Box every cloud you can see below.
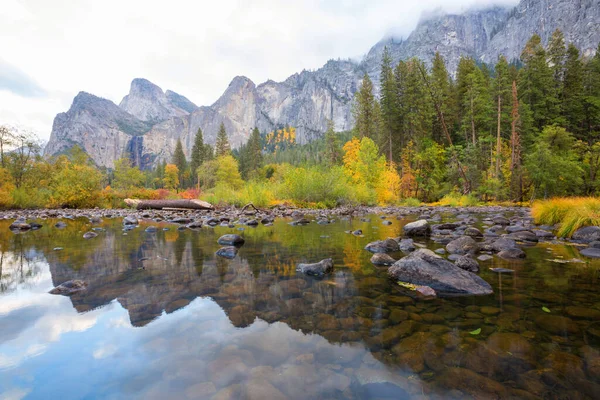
[0,59,46,97]
[0,0,519,140]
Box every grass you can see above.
[531,197,600,237]
[431,192,480,207]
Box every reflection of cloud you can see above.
[93,344,117,359]
[0,343,47,369]
[0,387,31,400]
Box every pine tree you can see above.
[461,66,492,145]
[583,43,600,143]
[493,56,512,179]
[379,47,398,161]
[563,43,585,139]
[215,122,231,157]
[172,139,188,188]
[548,29,566,88]
[510,80,522,201]
[190,128,205,185]
[239,127,263,179]
[324,120,341,165]
[353,73,376,139]
[431,53,457,144]
[519,34,560,131]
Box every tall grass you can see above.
[532,197,600,237]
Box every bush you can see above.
[401,197,422,207]
[435,192,480,207]
[532,197,600,237]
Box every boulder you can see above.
[218,234,245,246]
[403,220,430,237]
[455,256,480,272]
[9,220,31,231]
[388,249,493,296]
[55,221,67,228]
[572,226,600,243]
[365,238,400,253]
[498,248,526,259]
[296,258,334,277]
[446,236,479,255]
[398,238,416,252]
[216,246,238,259]
[123,216,138,225]
[49,280,88,295]
[493,216,510,225]
[491,237,518,252]
[580,247,600,259]
[370,253,396,266]
[464,227,483,238]
[506,230,538,243]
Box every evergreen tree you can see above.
[172,139,188,188]
[239,127,263,179]
[493,56,512,179]
[548,29,566,89]
[190,128,205,185]
[519,34,560,131]
[563,43,585,138]
[583,43,600,143]
[215,122,231,157]
[378,47,398,161]
[461,66,492,145]
[324,120,341,165]
[431,52,457,143]
[510,80,523,201]
[353,73,377,139]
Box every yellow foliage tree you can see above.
[163,164,180,191]
[376,162,401,204]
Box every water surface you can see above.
[1,213,600,399]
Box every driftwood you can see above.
[125,199,214,210]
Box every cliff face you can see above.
[45,0,600,169]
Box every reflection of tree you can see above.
[0,235,45,293]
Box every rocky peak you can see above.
[165,90,197,113]
[119,78,192,124]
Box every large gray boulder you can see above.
[403,220,430,237]
[388,249,492,296]
[218,234,245,246]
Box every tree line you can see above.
[352,30,600,201]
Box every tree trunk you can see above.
[495,95,502,179]
[125,199,214,210]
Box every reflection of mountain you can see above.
[45,229,371,337]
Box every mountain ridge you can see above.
[44,0,600,169]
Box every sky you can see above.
[0,0,518,141]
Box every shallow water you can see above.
[1,213,600,399]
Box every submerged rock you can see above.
[296,258,334,277]
[49,280,88,295]
[9,219,31,231]
[370,253,396,266]
[403,220,430,237]
[82,231,98,239]
[217,234,245,246]
[398,238,416,252]
[579,247,600,259]
[388,249,493,296]
[498,248,526,259]
[216,246,238,259]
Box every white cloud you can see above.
[0,0,518,140]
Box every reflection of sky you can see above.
[0,256,401,399]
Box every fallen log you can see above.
[124,199,214,210]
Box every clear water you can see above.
[1,213,600,399]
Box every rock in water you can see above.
[446,236,479,255]
[572,226,600,243]
[498,248,526,259]
[388,249,492,296]
[455,256,480,272]
[579,247,600,258]
[49,280,88,295]
[370,253,396,266]
[403,220,430,237]
[297,258,334,277]
[217,234,245,246]
[216,246,238,259]
[398,238,416,252]
[365,238,400,253]
[9,219,31,231]
[123,216,139,225]
[83,231,98,239]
